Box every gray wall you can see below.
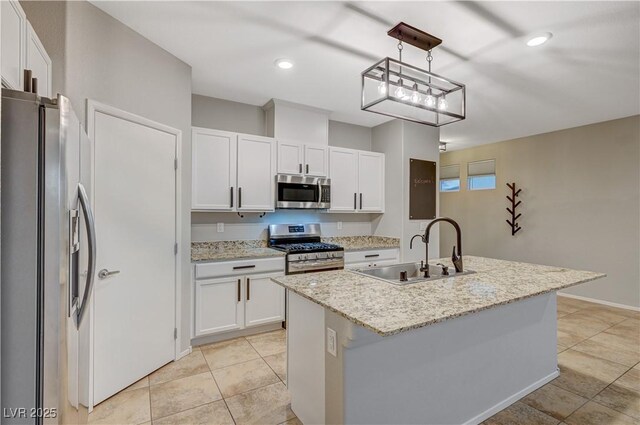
[192,94,265,136]
[440,115,640,308]
[372,120,440,262]
[23,1,194,352]
[191,94,379,241]
[328,120,372,151]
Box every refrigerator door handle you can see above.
[76,183,96,327]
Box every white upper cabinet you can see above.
[277,140,304,175]
[329,147,385,213]
[329,147,359,211]
[192,129,275,212]
[237,134,276,211]
[192,128,237,210]
[1,1,52,97]
[357,152,385,212]
[25,22,52,98]
[1,0,26,90]
[277,141,328,177]
[304,145,328,177]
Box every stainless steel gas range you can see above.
[268,224,344,275]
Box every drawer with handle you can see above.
[344,248,399,265]
[195,257,285,279]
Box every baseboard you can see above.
[463,369,560,425]
[558,292,640,312]
[176,346,192,360]
[191,322,284,347]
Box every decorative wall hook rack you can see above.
[506,182,522,236]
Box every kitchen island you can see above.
[271,256,604,425]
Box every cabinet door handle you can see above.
[360,193,363,210]
[237,279,241,302]
[246,278,251,301]
[238,187,242,208]
[230,187,234,208]
[306,164,309,174]
[353,193,357,210]
[233,265,256,270]
[299,163,302,173]
[365,254,380,258]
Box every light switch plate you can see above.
[337,221,343,230]
[217,223,224,233]
[327,327,337,357]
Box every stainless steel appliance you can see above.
[1,89,95,424]
[268,224,344,274]
[276,175,331,209]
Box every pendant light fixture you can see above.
[361,22,466,127]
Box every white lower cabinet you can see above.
[194,258,285,338]
[195,276,244,336]
[245,272,285,327]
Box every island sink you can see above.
[352,262,475,284]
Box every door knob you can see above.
[98,269,120,279]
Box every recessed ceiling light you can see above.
[526,32,552,47]
[275,59,294,69]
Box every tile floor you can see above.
[89,297,639,425]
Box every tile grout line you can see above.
[554,302,639,421]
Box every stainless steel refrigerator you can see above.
[2,88,95,424]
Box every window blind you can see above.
[440,164,460,179]
[468,159,495,176]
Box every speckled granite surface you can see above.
[321,236,400,251]
[192,236,400,262]
[191,240,284,262]
[271,256,606,336]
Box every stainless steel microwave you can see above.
[276,175,331,209]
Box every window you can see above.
[440,164,460,192]
[467,159,496,190]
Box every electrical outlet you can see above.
[217,223,224,233]
[337,221,343,230]
[327,327,337,357]
[419,222,427,231]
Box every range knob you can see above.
[299,254,307,260]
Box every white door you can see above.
[277,140,303,175]
[1,0,26,90]
[304,145,328,177]
[195,277,244,336]
[237,134,276,211]
[329,147,358,211]
[192,128,237,211]
[245,272,285,327]
[358,152,385,212]
[89,103,178,405]
[25,22,51,98]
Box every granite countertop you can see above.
[192,236,400,262]
[271,256,605,336]
[191,240,284,262]
[322,236,400,251]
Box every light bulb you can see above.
[410,83,420,103]
[395,86,406,99]
[425,92,436,108]
[378,81,387,95]
[438,97,448,111]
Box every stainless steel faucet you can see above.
[410,217,464,277]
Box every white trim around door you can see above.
[86,100,183,409]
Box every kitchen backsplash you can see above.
[191,211,376,242]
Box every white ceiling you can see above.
[92,1,640,150]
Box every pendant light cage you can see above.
[361,57,466,127]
